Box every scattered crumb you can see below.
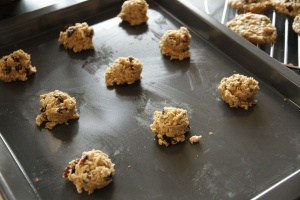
[128,165,131,168]
[209,132,214,135]
[34,177,41,182]
[189,135,202,144]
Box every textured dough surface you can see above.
[105,56,143,86]
[118,0,149,26]
[272,0,300,17]
[35,90,80,129]
[0,49,36,82]
[58,22,94,53]
[218,74,260,110]
[150,107,190,147]
[229,0,272,13]
[159,27,192,60]
[63,149,115,194]
[226,13,277,44]
[293,14,300,34]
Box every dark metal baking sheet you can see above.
[0,0,300,199]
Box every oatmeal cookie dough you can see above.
[58,22,94,53]
[35,90,80,129]
[63,149,115,194]
[229,0,272,13]
[0,49,36,82]
[159,27,192,60]
[226,13,277,44]
[272,0,300,17]
[293,14,300,34]
[105,56,143,86]
[218,74,260,110]
[189,135,202,144]
[118,0,149,26]
[150,107,190,147]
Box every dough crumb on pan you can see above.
[189,135,202,144]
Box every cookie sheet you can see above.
[0,0,300,199]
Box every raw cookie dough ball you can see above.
[35,90,80,129]
[159,27,192,60]
[58,22,94,53]
[228,0,272,13]
[118,0,149,26]
[272,0,300,17]
[218,74,260,110]
[293,14,300,34]
[150,107,190,147]
[63,149,115,194]
[105,56,143,86]
[226,13,277,44]
[0,49,36,82]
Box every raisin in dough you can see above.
[58,22,94,53]
[218,74,260,110]
[105,56,143,86]
[159,27,192,60]
[63,149,115,194]
[226,13,277,44]
[0,49,36,82]
[118,0,149,26]
[229,0,272,13]
[150,107,190,147]
[35,90,80,129]
[272,0,300,17]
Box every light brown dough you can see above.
[35,90,80,129]
[58,22,94,53]
[226,13,277,44]
[150,107,190,147]
[159,27,192,60]
[118,0,149,26]
[0,49,36,82]
[218,74,260,110]
[63,149,115,194]
[189,135,202,144]
[105,56,143,86]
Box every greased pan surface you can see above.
[0,0,300,199]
